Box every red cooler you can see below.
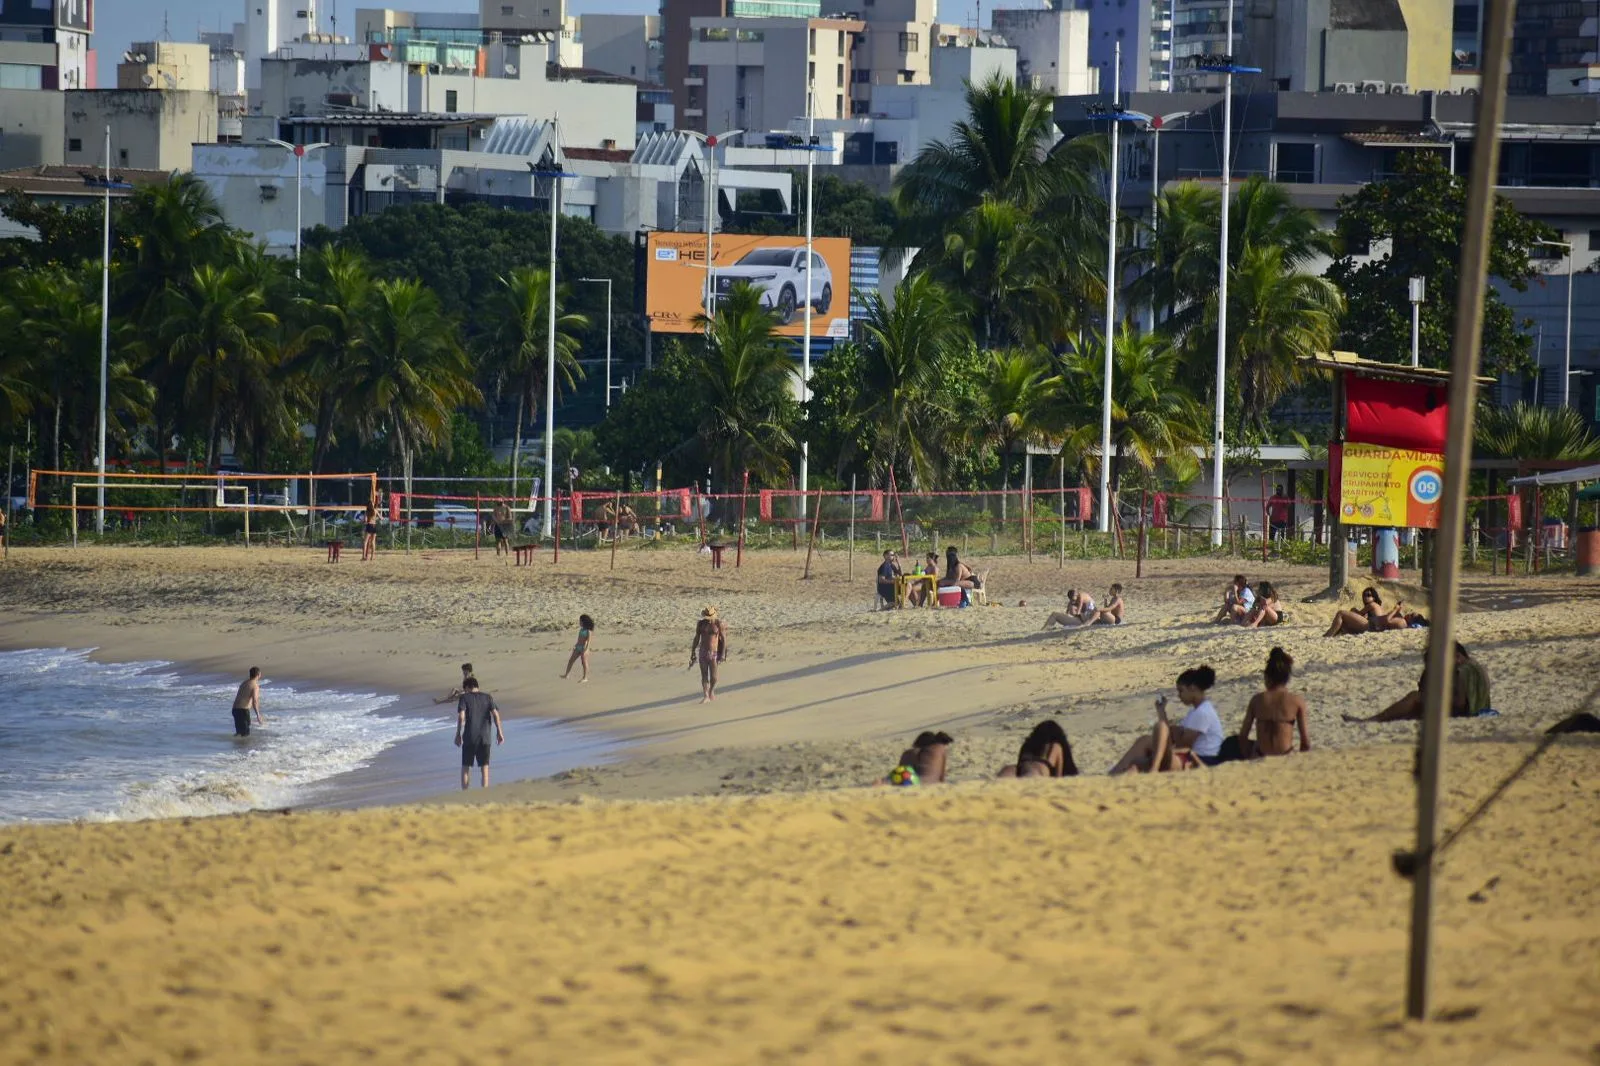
[937,586,963,608]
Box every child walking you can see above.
[562,614,595,681]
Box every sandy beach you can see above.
[1,543,1598,1061]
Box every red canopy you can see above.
[1346,374,1448,453]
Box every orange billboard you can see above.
[645,232,851,337]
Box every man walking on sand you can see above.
[232,667,264,736]
[455,676,504,789]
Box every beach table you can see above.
[708,543,727,569]
[513,544,538,566]
[895,573,937,608]
[325,540,343,563]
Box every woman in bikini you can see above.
[1236,647,1310,757]
[885,731,954,784]
[997,720,1079,778]
[943,546,982,591]
[1324,586,1407,637]
[361,501,379,561]
[1240,581,1282,628]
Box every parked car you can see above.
[713,247,831,325]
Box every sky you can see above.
[97,0,979,85]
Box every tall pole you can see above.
[293,147,303,278]
[1098,42,1120,535]
[1210,0,1236,547]
[1409,276,1425,367]
[1563,244,1573,407]
[542,127,562,540]
[704,139,716,324]
[800,84,816,519]
[96,123,110,536]
[604,278,613,409]
[1406,0,1515,1022]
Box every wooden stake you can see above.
[610,489,621,571]
[736,470,749,568]
[847,473,855,582]
[802,488,823,579]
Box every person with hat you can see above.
[691,606,729,703]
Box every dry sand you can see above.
[1,544,1598,1062]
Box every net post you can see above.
[475,492,481,561]
[1137,487,1147,579]
[610,490,621,572]
[553,490,561,564]
[71,483,78,548]
[803,487,822,579]
[1261,473,1269,564]
[244,481,251,548]
[847,473,855,582]
[736,470,749,568]
[1058,465,1065,570]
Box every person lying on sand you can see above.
[1240,581,1283,629]
[883,731,954,784]
[1237,648,1310,757]
[1342,641,1492,723]
[998,720,1078,778]
[1324,587,1408,637]
[1214,575,1254,624]
[433,662,474,705]
[1110,666,1223,773]
[1041,588,1094,629]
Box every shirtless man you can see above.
[433,662,474,705]
[1237,647,1309,756]
[231,667,264,737]
[454,676,504,789]
[692,606,728,703]
[1084,583,1125,626]
[1041,589,1095,630]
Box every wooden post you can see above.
[802,488,823,579]
[847,473,856,582]
[1058,464,1065,570]
[475,492,481,561]
[610,489,621,571]
[1025,454,1034,564]
[736,470,749,568]
[888,465,909,556]
[1260,473,1269,564]
[553,490,561,564]
[1137,488,1147,579]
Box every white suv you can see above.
[713,247,832,325]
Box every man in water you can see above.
[433,662,473,705]
[231,667,264,737]
[455,676,504,789]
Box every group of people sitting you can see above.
[875,546,987,609]
[1323,586,1427,637]
[1040,584,1125,629]
[1213,574,1286,629]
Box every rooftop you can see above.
[0,165,171,198]
[280,112,498,127]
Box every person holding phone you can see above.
[1110,666,1222,773]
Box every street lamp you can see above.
[1085,44,1151,534]
[1195,4,1262,546]
[1535,239,1574,407]
[681,128,745,320]
[1409,276,1426,367]
[1145,110,1190,333]
[794,89,836,517]
[577,277,614,409]
[91,127,133,536]
[528,139,579,539]
[265,138,330,278]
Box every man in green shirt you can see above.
[1345,642,1493,723]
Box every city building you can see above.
[685,14,864,132]
[1505,0,1600,96]
[117,41,211,91]
[202,31,248,141]
[0,164,169,241]
[0,88,63,167]
[579,14,660,83]
[0,0,94,90]
[662,0,823,133]
[242,0,318,89]
[990,6,1095,95]
[64,89,219,172]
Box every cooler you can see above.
[937,586,963,608]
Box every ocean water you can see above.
[0,648,444,823]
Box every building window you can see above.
[119,149,128,163]
[836,93,843,117]
[852,68,869,83]
[837,31,845,57]
[501,4,513,14]
[898,32,919,53]
[809,27,816,54]
[445,89,458,112]
[808,60,815,82]
[1272,142,1316,184]
[835,65,843,86]
[1588,229,1600,249]
[67,137,81,152]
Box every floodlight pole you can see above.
[1211,0,1236,548]
[1537,240,1574,406]
[579,277,614,408]
[266,138,330,278]
[1099,42,1121,534]
[97,124,110,536]
[799,83,816,519]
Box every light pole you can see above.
[92,130,133,536]
[528,134,578,539]
[1196,6,1261,546]
[265,138,330,278]
[1536,239,1574,407]
[1146,110,1190,332]
[578,277,614,408]
[684,128,745,320]
[795,92,835,516]
[1409,276,1426,367]
[1084,47,1150,534]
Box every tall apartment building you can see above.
[1504,1,1600,95]
[578,14,660,83]
[243,0,318,89]
[686,15,863,132]
[0,0,93,89]
[990,6,1095,94]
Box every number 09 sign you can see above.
[1338,443,1444,529]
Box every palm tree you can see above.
[1476,402,1600,461]
[158,263,280,472]
[1228,245,1343,434]
[0,272,41,432]
[689,282,796,488]
[850,273,968,488]
[288,245,375,472]
[119,175,235,322]
[485,266,589,497]
[355,278,480,506]
[1051,325,1208,492]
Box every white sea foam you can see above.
[0,648,442,823]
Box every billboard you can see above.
[1337,443,1443,529]
[645,232,851,337]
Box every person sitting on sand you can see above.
[886,731,954,784]
[1214,575,1255,624]
[433,662,474,705]
[1041,588,1094,630]
[1082,583,1125,626]
[1240,581,1283,629]
[1343,641,1491,723]
[1237,647,1310,757]
[1324,586,1408,637]
[876,549,902,609]
[692,606,729,703]
[1110,666,1224,773]
[998,720,1079,778]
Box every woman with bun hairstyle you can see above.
[1237,647,1310,757]
[1110,665,1223,773]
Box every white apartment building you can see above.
[990,6,1096,95]
[0,0,92,90]
[242,0,318,89]
[686,15,863,131]
[64,90,219,172]
[117,42,212,91]
[579,14,661,83]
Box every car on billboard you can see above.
[712,247,831,325]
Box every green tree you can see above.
[484,266,589,495]
[1475,402,1600,461]
[1228,245,1343,435]
[288,245,375,472]
[1329,151,1553,375]
[734,173,899,245]
[592,340,704,484]
[690,282,797,488]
